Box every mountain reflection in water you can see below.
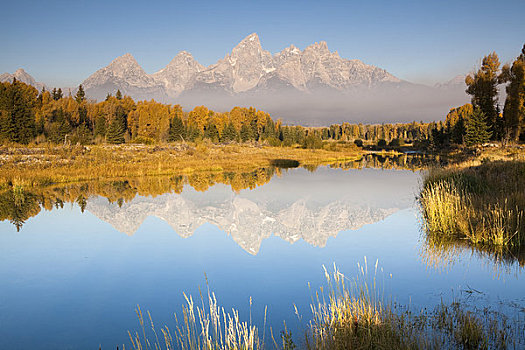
[0,153,431,235]
[86,166,416,254]
[2,155,524,350]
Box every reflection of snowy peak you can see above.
[86,168,417,255]
[87,193,397,255]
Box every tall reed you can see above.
[420,161,525,252]
[126,261,524,350]
[306,260,424,349]
[306,260,523,349]
[128,286,263,350]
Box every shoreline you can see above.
[0,142,363,188]
[1,142,523,189]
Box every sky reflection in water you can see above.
[0,167,523,350]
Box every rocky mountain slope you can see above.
[0,68,47,91]
[1,34,470,123]
[82,53,167,101]
[82,33,404,101]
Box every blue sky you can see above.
[3,0,524,87]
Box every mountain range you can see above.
[2,33,469,124]
[82,33,402,100]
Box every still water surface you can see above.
[1,166,524,349]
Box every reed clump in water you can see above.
[420,160,525,252]
[128,287,263,350]
[306,260,522,350]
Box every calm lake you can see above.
[1,161,524,349]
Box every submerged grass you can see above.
[126,260,525,350]
[420,160,525,257]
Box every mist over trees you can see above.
[0,80,447,148]
[0,43,523,149]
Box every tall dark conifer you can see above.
[168,115,186,142]
[0,81,37,144]
[75,85,86,104]
[465,108,492,146]
[106,117,125,144]
[465,52,501,139]
[221,122,238,142]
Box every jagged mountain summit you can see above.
[82,33,402,101]
[1,34,469,123]
[83,53,167,101]
[0,68,47,91]
[151,51,205,98]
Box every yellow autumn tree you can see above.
[128,100,170,141]
[188,105,210,132]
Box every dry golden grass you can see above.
[420,160,525,264]
[129,291,262,350]
[307,261,522,350]
[0,142,362,189]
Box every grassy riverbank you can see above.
[0,142,362,189]
[420,159,525,258]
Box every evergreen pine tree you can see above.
[0,81,37,144]
[221,122,238,142]
[240,124,253,142]
[168,115,186,142]
[106,116,125,144]
[465,108,492,146]
[46,108,71,143]
[94,116,106,137]
[186,125,202,141]
[204,122,219,142]
[75,84,86,103]
[0,82,16,141]
[465,52,501,139]
[451,116,465,144]
[115,90,123,100]
[261,118,277,140]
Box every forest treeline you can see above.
[1,44,523,149]
[0,81,439,148]
[439,44,525,147]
